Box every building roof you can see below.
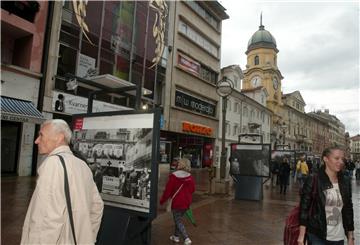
[246,14,277,53]
[221,64,244,79]
[350,134,360,141]
[283,90,306,105]
[203,1,229,20]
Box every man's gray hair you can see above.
[42,119,72,144]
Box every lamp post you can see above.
[280,123,287,145]
[216,76,234,179]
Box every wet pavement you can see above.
[1,166,359,245]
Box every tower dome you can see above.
[246,15,277,54]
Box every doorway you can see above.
[1,121,21,175]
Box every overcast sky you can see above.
[219,0,359,136]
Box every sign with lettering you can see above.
[1,113,44,124]
[178,53,200,75]
[175,90,216,117]
[182,121,213,136]
[52,91,131,114]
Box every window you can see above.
[234,102,237,113]
[250,110,255,119]
[227,99,231,111]
[234,76,238,88]
[1,1,40,23]
[184,1,219,30]
[199,65,218,84]
[233,125,238,136]
[243,106,248,117]
[226,122,230,135]
[178,20,219,57]
[254,55,259,65]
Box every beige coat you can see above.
[21,146,104,245]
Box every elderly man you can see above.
[21,119,104,245]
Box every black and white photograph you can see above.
[72,113,157,214]
[271,151,296,167]
[230,144,271,177]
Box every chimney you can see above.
[324,109,329,114]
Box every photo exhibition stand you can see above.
[234,176,263,201]
[72,109,160,245]
[230,134,270,201]
[68,75,161,245]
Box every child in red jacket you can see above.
[160,158,195,245]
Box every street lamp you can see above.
[216,76,234,179]
[280,123,287,145]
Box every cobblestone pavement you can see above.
[1,165,359,245]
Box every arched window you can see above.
[254,55,259,65]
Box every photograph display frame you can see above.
[230,143,271,177]
[71,109,160,219]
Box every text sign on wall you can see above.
[177,53,200,75]
[182,121,213,136]
[175,90,216,117]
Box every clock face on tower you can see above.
[251,76,261,87]
[273,77,279,90]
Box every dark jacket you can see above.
[299,166,354,239]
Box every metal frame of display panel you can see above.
[71,108,160,219]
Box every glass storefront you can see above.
[161,131,214,168]
[56,1,168,108]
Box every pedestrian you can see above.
[279,157,291,195]
[21,119,104,245]
[160,158,195,245]
[271,159,280,187]
[355,160,360,180]
[297,146,355,245]
[296,155,309,188]
[306,158,313,174]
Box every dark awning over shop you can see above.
[1,96,45,124]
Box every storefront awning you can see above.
[1,96,45,124]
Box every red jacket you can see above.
[160,170,195,210]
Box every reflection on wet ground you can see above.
[1,165,359,245]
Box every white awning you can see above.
[1,96,45,124]
[88,74,153,95]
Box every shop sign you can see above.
[175,90,216,117]
[1,113,29,123]
[52,91,130,114]
[182,121,212,136]
[1,113,43,124]
[178,53,200,75]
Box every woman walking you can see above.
[297,147,355,245]
[160,158,195,245]
[279,157,291,195]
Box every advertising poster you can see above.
[72,112,159,215]
[230,144,271,177]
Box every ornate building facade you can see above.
[241,18,346,155]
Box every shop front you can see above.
[0,96,45,176]
[160,121,214,168]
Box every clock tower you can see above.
[243,15,284,118]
